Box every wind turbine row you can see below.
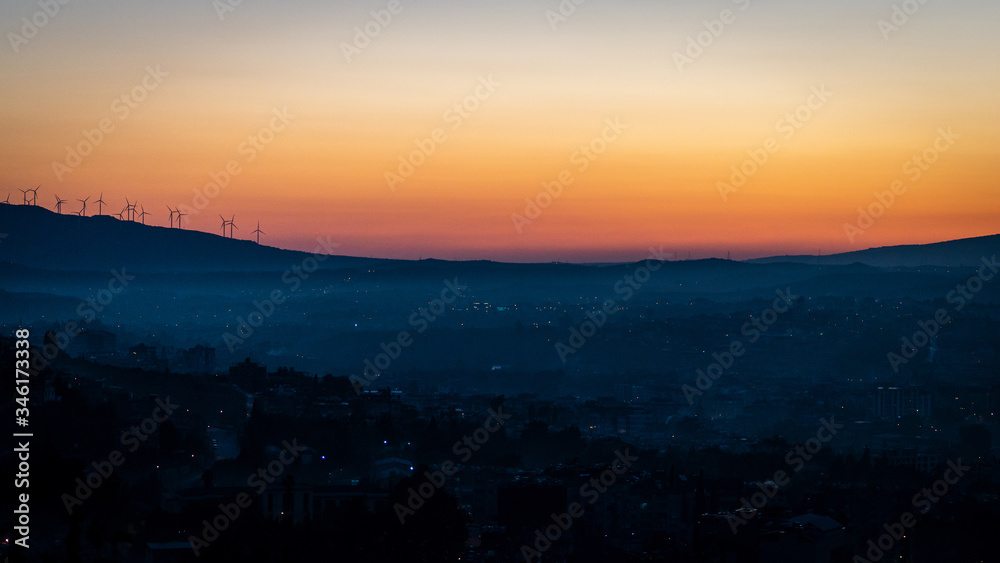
[4,186,266,243]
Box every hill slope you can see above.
[0,204,379,273]
[1,204,996,274]
[748,234,999,268]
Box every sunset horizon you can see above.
[3,0,997,262]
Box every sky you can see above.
[1,0,998,262]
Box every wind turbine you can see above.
[167,206,177,228]
[77,196,90,216]
[251,221,265,244]
[218,214,229,236]
[177,212,188,229]
[19,189,29,205]
[138,205,149,224]
[28,186,39,206]
[54,194,67,213]
[228,215,238,238]
[1,193,10,204]
[95,193,107,216]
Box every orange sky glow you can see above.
[2,0,998,261]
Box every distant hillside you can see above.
[0,204,381,273]
[748,234,999,268]
[1,204,995,276]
